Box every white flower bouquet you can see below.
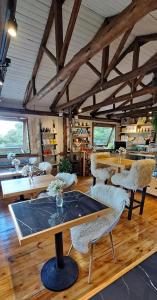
[11,158,20,169]
[21,165,30,177]
[7,152,16,160]
[118,147,126,155]
[47,179,65,197]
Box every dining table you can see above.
[0,167,22,179]
[9,190,113,291]
[1,174,54,200]
[96,156,134,173]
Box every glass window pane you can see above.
[93,126,115,149]
[0,120,30,155]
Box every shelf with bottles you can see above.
[40,121,58,162]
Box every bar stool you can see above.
[111,159,155,220]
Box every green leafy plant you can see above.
[151,116,157,142]
[152,116,157,132]
[58,157,72,173]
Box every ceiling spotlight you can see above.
[7,17,18,37]
[78,108,82,113]
[149,111,152,114]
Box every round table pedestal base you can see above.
[41,256,79,291]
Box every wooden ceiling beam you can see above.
[59,0,82,67]
[50,69,77,110]
[132,41,140,93]
[96,97,154,116]
[86,61,101,78]
[91,81,129,116]
[104,27,133,79]
[95,86,157,109]
[57,52,157,111]
[28,0,157,105]
[112,105,157,118]
[24,0,56,107]
[42,46,56,65]
[54,0,63,71]
[88,85,157,114]
[101,45,109,84]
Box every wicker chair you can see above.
[69,184,129,283]
[111,159,155,220]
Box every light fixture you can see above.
[78,108,82,113]
[149,111,152,115]
[7,17,18,37]
[0,72,3,86]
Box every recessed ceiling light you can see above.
[78,108,82,113]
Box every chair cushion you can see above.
[70,208,118,253]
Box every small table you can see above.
[96,156,134,172]
[1,174,54,200]
[0,167,22,179]
[9,191,111,291]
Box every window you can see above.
[93,123,115,150]
[0,118,30,155]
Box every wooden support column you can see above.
[63,117,67,155]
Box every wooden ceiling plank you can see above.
[59,0,82,67]
[28,0,157,105]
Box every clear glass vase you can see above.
[56,191,63,207]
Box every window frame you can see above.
[92,122,115,148]
[0,116,31,156]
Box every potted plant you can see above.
[58,157,72,173]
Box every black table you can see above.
[9,191,110,291]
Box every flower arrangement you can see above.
[21,165,30,177]
[118,147,126,155]
[47,179,65,197]
[11,158,20,169]
[7,152,16,160]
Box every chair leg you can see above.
[128,190,134,220]
[68,243,73,255]
[88,243,94,284]
[109,232,115,260]
[93,176,96,186]
[140,187,147,215]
